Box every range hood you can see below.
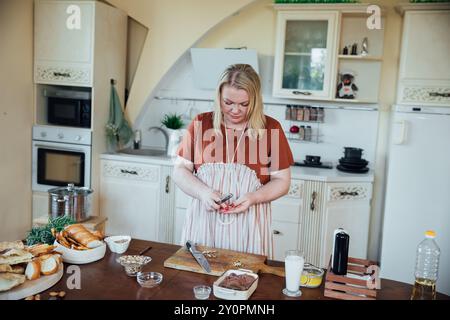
[190,48,259,89]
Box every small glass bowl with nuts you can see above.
[116,255,152,276]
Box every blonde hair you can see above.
[213,64,266,139]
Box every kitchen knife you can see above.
[186,241,211,273]
[215,193,233,205]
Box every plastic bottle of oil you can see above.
[411,230,440,300]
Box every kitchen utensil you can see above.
[294,161,333,169]
[48,183,93,222]
[164,244,285,277]
[215,193,233,205]
[138,245,153,256]
[186,241,211,273]
[193,285,211,300]
[104,235,131,254]
[136,272,163,288]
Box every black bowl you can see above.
[344,147,363,160]
[339,158,369,166]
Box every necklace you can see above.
[224,120,248,164]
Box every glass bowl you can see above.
[116,255,152,277]
[193,285,211,300]
[136,272,163,288]
[300,263,324,288]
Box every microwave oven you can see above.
[45,88,91,128]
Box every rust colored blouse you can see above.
[177,112,294,185]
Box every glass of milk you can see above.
[283,250,304,297]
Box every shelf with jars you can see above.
[285,105,324,143]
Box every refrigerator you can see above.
[380,105,450,296]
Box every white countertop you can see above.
[101,152,374,183]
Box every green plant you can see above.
[26,216,76,245]
[161,113,184,130]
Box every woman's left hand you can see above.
[221,193,257,214]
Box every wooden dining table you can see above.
[40,239,449,300]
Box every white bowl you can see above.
[53,240,106,264]
[104,235,131,254]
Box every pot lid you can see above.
[48,183,93,196]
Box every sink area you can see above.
[117,148,167,157]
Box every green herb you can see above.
[26,216,76,246]
[161,113,184,130]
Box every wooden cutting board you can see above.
[164,245,285,277]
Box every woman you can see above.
[173,64,294,258]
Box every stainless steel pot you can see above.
[48,183,93,222]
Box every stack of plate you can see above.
[337,147,369,173]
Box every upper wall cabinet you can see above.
[396,8,450,106]
[35,0,104,87]
[273,11,339,100]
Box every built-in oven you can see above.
[44,87,91,128]
[32,125,92,192]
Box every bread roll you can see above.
[40,256,58,276]
[25,260,41,280]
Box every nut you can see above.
[49,291,59,297]
[34,294,41,300]
[25,296,34,300]
[58,291,66,298]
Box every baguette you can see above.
[64,224,103,248]
[25,260,41,280]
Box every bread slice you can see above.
[25,260,41,280]
[65,224,103,248]
[0,249,33,265]
[0,241,24,252]
[27,244,56,257]
[0,273,26,292]
[39,255,58,276]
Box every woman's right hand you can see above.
[200,189,223,212]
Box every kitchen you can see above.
[0,0,449,305]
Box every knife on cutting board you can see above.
[186,241,211,273]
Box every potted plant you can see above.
[161,113,185,157]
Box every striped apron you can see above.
[180,162,273,258]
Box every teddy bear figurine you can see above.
[336,72,358,99]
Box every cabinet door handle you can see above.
[293,91,312,96]
[339,191,359,197]
[120,169,138,175]
[53,72,71,78]
[429,92,450,98]
[273,230,282,235]
[165,175,170,193]
[310,191,317,211]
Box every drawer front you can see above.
[399,84,450,105]
[271,197,301,224]
[326,182,372,202]
[35,63,92,86]
[272,220,300,262]
[102,160,160,183]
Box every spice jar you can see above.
[305,126,312,141]
[317,107,325,122]
[291,106,298,120]
[304,107,311,122]
[296,106,304,121]
[298,126,305,140]
[310,107,318,122]
[285,105,292,120]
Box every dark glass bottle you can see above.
[332,229,350,275]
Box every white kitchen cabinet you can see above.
[34,0,126,87]
[320,182,372,267]
[273,10,339,100]
[100,159,161,241]
[271,179,303,261]
[397,10,450,106]
[173,185,192,245]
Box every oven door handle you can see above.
[34,144,86,152]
